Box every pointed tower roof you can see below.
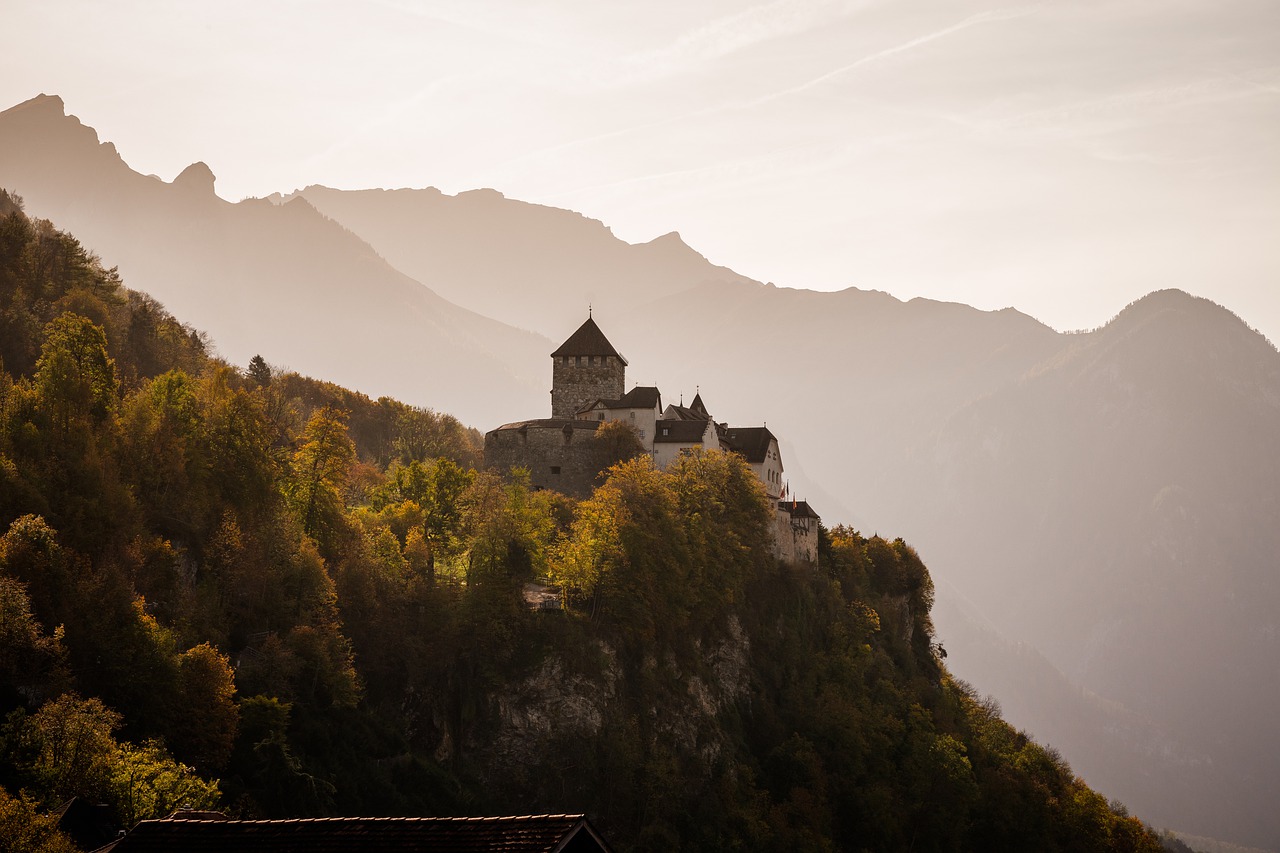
[551,316,627,364]
[690,391,708,418]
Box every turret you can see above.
[550,314,627,418]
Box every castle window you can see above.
[629,411,635,419]
[598,413,604,421]
[575,356,582,366]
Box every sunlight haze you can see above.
[4,0,1277,340]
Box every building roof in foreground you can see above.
[94,814,613,853]
[550,316,626,364]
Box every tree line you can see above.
[0,191,1168,851]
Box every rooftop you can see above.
[723,426,779,465]
[578,387,662,415]
[780,499,820,520]
[95,814,612,853]
[654,420,710,443]
[493,419,602,432]
[550,316,626,364]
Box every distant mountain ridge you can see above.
[3,93,1279,849]
[0,94,547,428]
[282,184,757,335]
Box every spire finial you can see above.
[588,303,592,319]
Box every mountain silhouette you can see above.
[4,94,1278,848]
[0,94,547,428]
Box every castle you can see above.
[484,314,820,565]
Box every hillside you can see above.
[0,198,1167,852]
[5,93,1280,849]
[921,291,1280,845]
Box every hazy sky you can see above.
[5,0,1279,340]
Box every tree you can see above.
[169,644,239,772]
[0,574,68,701]
[109,740,220,826]
[246,354,272,387]
[592,420,646,474]
[33,313,118,432]
[23,693,121,801]
[0,786,78,853]
[287,407,356,555]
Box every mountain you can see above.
[281,191,1280,848]
[283,185,756,334]
[0,94,547,429]
[921,291,1280,845]
[5,94,1279,848]
[0,200,1165,851]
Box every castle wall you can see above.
[484,421,604,498]
[551,355,625,418]
[774,507,818,566]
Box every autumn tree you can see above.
[33,313,118,433]
[286,407,356,556]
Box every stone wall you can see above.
[773,507,818,566]
[550,355,625,418]
[484,420,604,498]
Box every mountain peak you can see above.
[172,161,216,194]
[639,230,707,263]
[14,93,66,116]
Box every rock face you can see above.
[464,617,752,799]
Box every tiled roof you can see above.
[654,420,709,443]
[95,814,612,853]
[575,387,661,415]
[723,427,778,464]
[617,386,661,409]
[662,404,708,422]
[551,317,626,363]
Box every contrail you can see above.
[747,6,1038,108]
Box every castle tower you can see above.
[550,314,627,418]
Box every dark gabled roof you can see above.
[663,404,708,422]
[723,427,779,464]
[653,420,710,443]
[689,392,708,418]
[551,317,627,364]
[617,386,661,410]
[95,814,613,853]
[779,499,820,520]
[575,387,661,416]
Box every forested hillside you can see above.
[0,194,1166,851]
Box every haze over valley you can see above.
[2,92,1277,849]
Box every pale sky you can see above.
[5,0,1279,341]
